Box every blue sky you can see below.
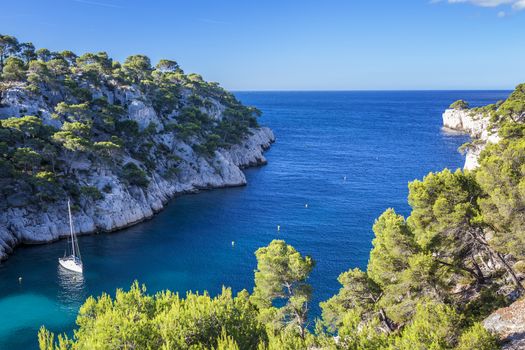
[1,0,524,90]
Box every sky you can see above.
[1,0,524,90]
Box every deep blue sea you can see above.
[0,91,511,349]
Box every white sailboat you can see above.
[58,200,83,274]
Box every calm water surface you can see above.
[0,91,510,349]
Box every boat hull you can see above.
[59,257,83,273]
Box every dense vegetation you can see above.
[0,34,260,209]
[38,239,505,349]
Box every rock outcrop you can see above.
[484,298,525,350]
[0,126,274,261]
[0,75,275,262]
[442,108,500,170]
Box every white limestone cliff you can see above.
[0,83,275,261]
[0,126,274,260]
[442,108,500,170]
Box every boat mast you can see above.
[68,199,76,258]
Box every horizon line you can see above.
[230,88,513,92]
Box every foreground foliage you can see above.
[40,285,264,350]
[39,238,501,350]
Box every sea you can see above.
[0,90,511,349]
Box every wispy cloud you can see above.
[447,0,513,7]
[72,0,122,9]
[431,0,525,15]
[514,0,525,9]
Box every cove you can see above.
[0,90,510,349]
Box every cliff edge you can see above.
[0,36,275,261]
[0,124,274,261]
[442,108,500,170]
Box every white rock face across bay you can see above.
[442,108,500,170]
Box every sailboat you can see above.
[58,199,83,273]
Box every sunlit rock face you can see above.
[442,108,500,170]
[484,298,525,350]
[0,81,275,261]
[0,126,274,261]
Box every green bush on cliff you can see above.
[450,99,469,110]
[2,56,26,81]
[0,33,263,210]
[79,186,103,201]
[121,162,149,188]
[1,116,45,139]
[0,35,21,70]
[12,147,42,173]
[489,83,525,126]
[448,100,469,110]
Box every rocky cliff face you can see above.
[484,298,525,350]
[442,108,500,170]
[0,126,274,261]
[0,80,275,262]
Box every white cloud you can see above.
[434,0,525,13]
[513,0,525,9]
[447,0,513,7]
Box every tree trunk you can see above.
[468,228,524,293]
[470,253,485,284]
[294,308,307,339]
[493,251,524,293]
[435,258,484,284]
[378,308,395,332]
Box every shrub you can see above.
[34,171,56,183]
[456,323,499,350]
[116,120,140,138]
[38,283,266,350]
[450,99,470,110]
[2,56,26,81]
[80,185,103,201]
[514,260,525,274]
[122,162,149,188]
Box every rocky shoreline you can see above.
[442,108,500,170]
[0,126,275,261]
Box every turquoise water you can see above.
[0,91,510,349]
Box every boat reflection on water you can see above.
[57,266,87,310]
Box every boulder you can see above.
[484,298,525,350]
